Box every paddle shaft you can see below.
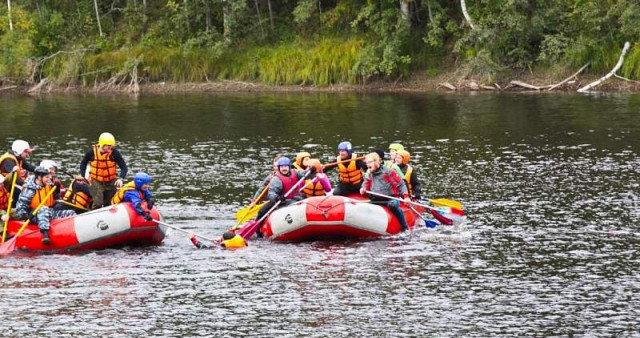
[15,185,58,238]
[366,190,454,225]
[153,219,214,242]
[366,190,438,211]
[322,156,365,170]
[2,172,19,243]
[256,172,315,224]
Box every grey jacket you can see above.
[363,166,408,200]
[266,169,307,201]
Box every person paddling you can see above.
[252,155,283,203]
[111,173,155,221]
[394,150,422,201]
[0,140,36,191]
[15,166,76,244]
[254,157,309,236]
[360,152,410,231]
[327,141,366,196]
[79,132,128,209]
[301,159,332,198]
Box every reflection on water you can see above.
[1,92,640,335]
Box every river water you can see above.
[1,92,639,336]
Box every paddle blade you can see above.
[237,220,260,240]
[430,198,463,211]
[0,237,17,256]
[235,203,264,224]
[429,209,454,225]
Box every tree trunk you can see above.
[254,0,264,38]
[7,0,13,31]
[267,0,274,29]
[460,0,475,30]
[400,1,410,22]
[205,0,212,32]
[578,42,631,93]
[223,0,231,44]
[94,0,103,37]
[142,0,147,14]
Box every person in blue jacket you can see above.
[110,172,155,220]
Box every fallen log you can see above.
[548,63,589,91]
[28,78,49,93]
[0,85,17,92]
[438,82,456,91]
[578,42,631,93]
[510,80,551,90]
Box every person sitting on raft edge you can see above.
[187,231,247,250]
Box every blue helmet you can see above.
[337,141,353,155]
[133,172,152,188]
[277,157,292,167]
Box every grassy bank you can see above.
[34,38,364,87]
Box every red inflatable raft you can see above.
[261,194,424,242]
[3,203,166,252]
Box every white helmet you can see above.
[11,140,31,155]
[40,160,58,171]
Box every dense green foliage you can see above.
[1,0,639,86]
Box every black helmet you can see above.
[34,166,49,176]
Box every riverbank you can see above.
[2,70,639,95]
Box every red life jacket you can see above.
[275,171,299,200]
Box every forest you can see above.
[1,0,639,89]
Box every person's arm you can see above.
[79,148,93,176]
[391,170,409,198]
[1,158,16,175]
[22,160,36,172]
[317,174,332,192]
[266,178,284,202]
[253,174,273,200]
[15,186,35,219]
[123,190,145,215]
[111,149,128,179]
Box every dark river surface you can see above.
[1,92,640,336]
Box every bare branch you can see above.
[460,0,475,30]
[547,63,589,91]
[578,42,631,93]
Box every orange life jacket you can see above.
[30,184,56,210]
[111,182,143,205]
[63,179,93,210]
[337,154,363,184]
[302,178,325,197]
[90,144,118,183]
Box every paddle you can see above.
[428,198,463,212]
[234,183,269,229]
[0,186,57,255]
[364,190,454,226]
[2,172,19,243]
[152,219,217,243]
[237,171,314,240]
[322,156,366,170]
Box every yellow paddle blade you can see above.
[429,198,463,210]
[235,202,265,225]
